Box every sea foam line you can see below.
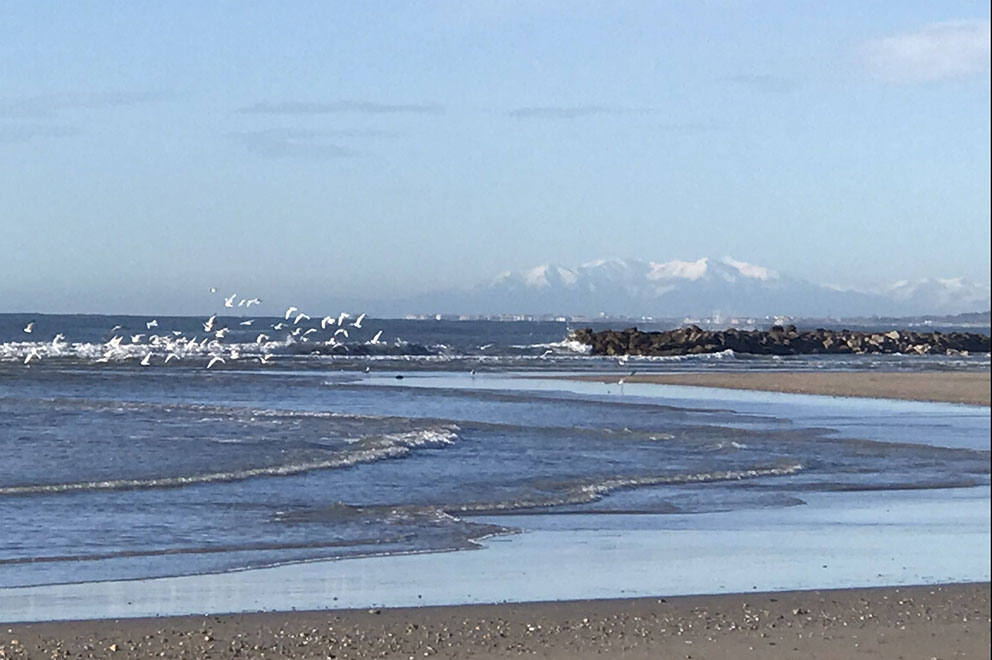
[0,427,458,497]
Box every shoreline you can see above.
[570,370,991,406]
[4,583,988,659]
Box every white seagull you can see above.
[336,312,350,327]
[370,330,383,344]
[24,350,41,365]
[294,313,310,325]
[164,353,180,364]
[23,321,34,333]
[224,294,237,308]
[206,357,225,369]
[52,333,66,347]
[285,306,298,321]
[320,316,335,329]
[259,354,273,364]
[203,315,217,332]
[140,353,152,367]
[146,319,158,329]
[246,298,262,308]
[334,328,349,338]
[351,313,366,329]
[255,333,270,344]
[239,319,254,326]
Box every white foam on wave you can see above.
[450,462,804,513]
[0,425,459,497]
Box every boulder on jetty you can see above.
[569,325,991,357]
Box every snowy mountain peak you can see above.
[467,256,988,317]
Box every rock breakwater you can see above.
[569,325,991,357]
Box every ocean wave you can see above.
[448,462,804,514]
[0,426,459,497]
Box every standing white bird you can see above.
[23,321,34,333]
[320,316,335,329]
[285,306,298,320]
[224,294,237,308]
[146,319,158,329]
[351,313,366,329]
[206,357,225,369]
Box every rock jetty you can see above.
[569,325,991,357]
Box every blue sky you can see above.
[1,2,989,314]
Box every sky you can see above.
[1,2,990,315]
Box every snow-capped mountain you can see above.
[400,257,989,318]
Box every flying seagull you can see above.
[146,319,158,329]
[351,313,366,329]
[206,357,225,369]
[320,316,335,329]
[285,306,298,320]
[140,353,152,367]
[23,321,34,334]
[224,294,237,308]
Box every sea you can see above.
[0,313,989,592]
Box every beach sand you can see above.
[574,370,991,406]
[2,583,988,659]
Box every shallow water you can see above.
[1,359,988,589]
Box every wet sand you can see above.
[574,371,991,406]
[2,583,987,659]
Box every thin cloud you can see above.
[724,74,799,94]
[229,129,361,160]
[0,124,81,144]
[862,19,991,83]
[237,100,444,115]
[0,91,169,119]
[508,105,658,119]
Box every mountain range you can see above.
[394,257,991,318]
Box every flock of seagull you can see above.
[16,290,384,369]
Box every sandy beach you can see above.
[573,370,991,406]
[2,583,988,659]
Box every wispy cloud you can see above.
[862,19,991,83]
[229,129,372,160]
[237,100,444,115]
[724,74,798,94]
[0,124,81,144]
[0,91,169,119]
[508,105,658,120]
